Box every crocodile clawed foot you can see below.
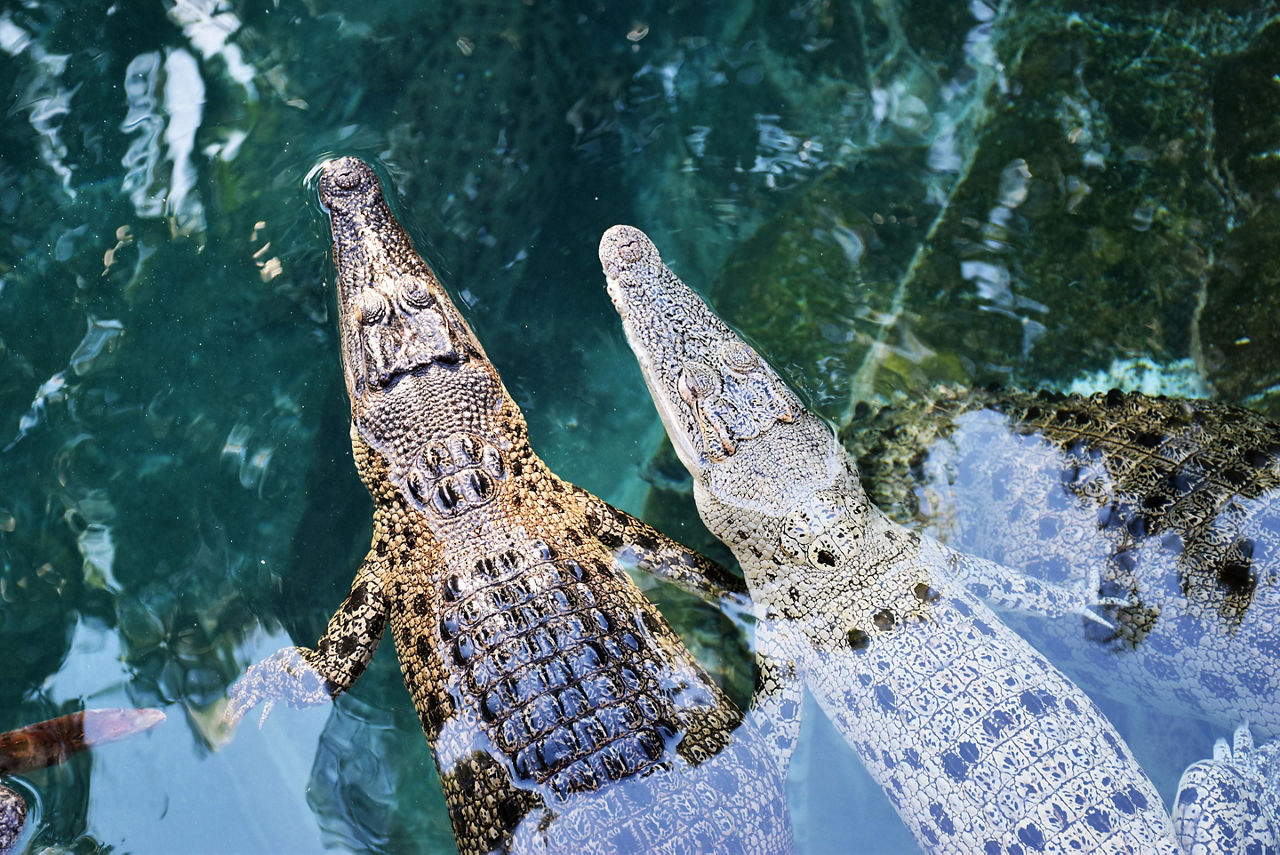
[1174,724,1280,851]
[1072,602,1116,632]
[221,646,334,732]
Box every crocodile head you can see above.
[318,157,514,513]
[600,224,863,535]
[318,157,483,399]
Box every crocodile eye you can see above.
[721,340,759,373]
[401,276,435,309]
[677,363,719,403]
[359,290,388,324]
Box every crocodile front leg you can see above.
[1174,725,1280,853]
[747,617,805,774]
[224,552,389,727]
[573,486,749,609]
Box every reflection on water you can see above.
[0,0,1276,852]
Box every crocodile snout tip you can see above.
[599,225,660,277]
[317,156,380,207]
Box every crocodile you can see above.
[221,159,793,855]
[841,385,1280,738]
[1172,724,1280,854]
[0,708,165,853]
[599,223,1243,852]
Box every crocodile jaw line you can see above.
[605,271,706,474]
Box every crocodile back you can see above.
[387,491,790,854]
[845,387,1280,735]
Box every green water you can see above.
[1,1,1278,852]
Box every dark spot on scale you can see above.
[633,530,657,551]
[1217,557,1255,594]
[375,540,388,556]
[454,762,475,792]
[404,531,417,549]
[1017,822,1046,851]
[872,609,895,631]
[912,582,940,603]
[1246,447,1273,468]
[339,635,357,656]
[929,803,955,835]
[816,549,837,567]
[941,750,970,781]
[847,628,870,650]
[442,579,460,603]
[1222,467,1249,487]
[412,593,430,616]
[497,795,528,829]
[1105,388,1125,408]
[1084,806,1112,833]
[1134,431,1163,449]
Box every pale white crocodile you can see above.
[598,223,1277,854]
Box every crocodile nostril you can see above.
[331,163,362,191]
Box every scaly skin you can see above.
[842,386,1280,737]
[600,224,1189,853]
[0,708,165,853]
[222,159,793,855]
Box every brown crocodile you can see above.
[0,708,165,853]
[842,385,1280,737]
[222,158,793,855]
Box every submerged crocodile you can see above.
[598,224,1278,853]
[0,708,164,853]
[222,159,793,855]
[841,385,1280,737]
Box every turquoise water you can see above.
[1,1,1278,852]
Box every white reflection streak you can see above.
[121,52,166,218]
[0,13,77,197]
[120,49,207,234]
[749,114,824,187]
[163,49,207,234]
[4,371,67,451]
[166,0,258,99]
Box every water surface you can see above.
[1,1,1278,852]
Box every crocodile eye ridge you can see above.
[720,340,760,373]
[401,275,435,309]
[677,362,719,403]
[359,290,388,324]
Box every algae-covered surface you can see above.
[1,1,1278,852]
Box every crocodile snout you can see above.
[317,156,381,209]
